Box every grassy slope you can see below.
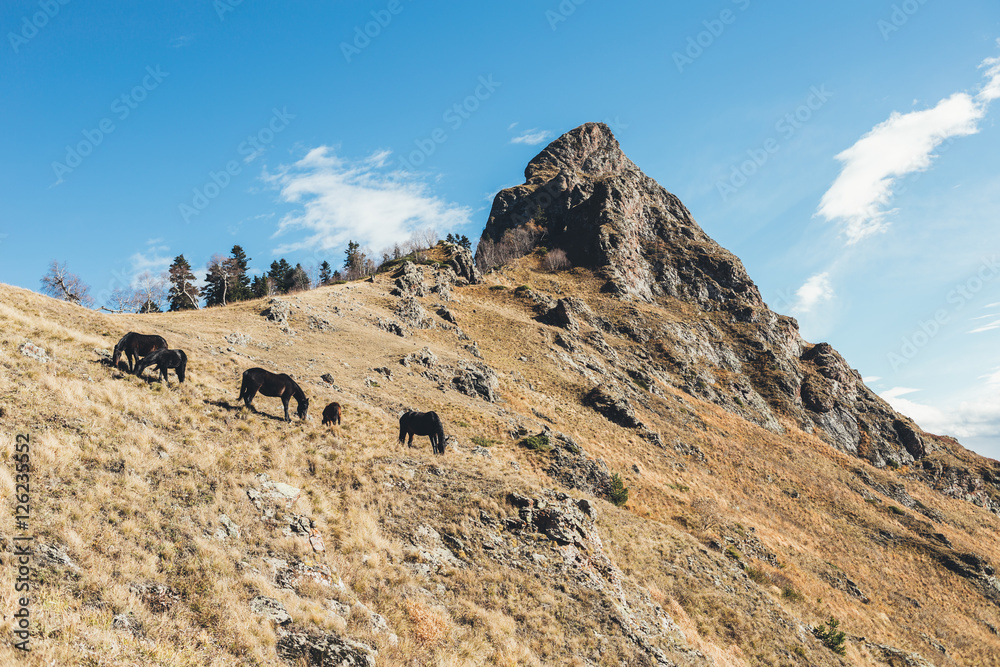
[1,259,999,666]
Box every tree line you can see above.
[40,230,474,313]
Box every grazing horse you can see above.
[134,349,187,385]
[398,410,446,455]
[239,368,309,422]
[322,402,342,429]
[113,332,167,373]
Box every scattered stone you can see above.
[129,582,180,612]
[112,612,143,636]
[471,446,492,458]
[451,362,499,402]
[36,543,79,571]
[390,261,427,297]
[262,298,294,332]
[215,513,241,540]
[447,244,481,285]
[308,314,333,331]
[277,630,376,667]
[321,373,336,385]
[584,385,642,429]
[436,306,457,324]
[395,297,433,329]
[376,318,406,337]
[251,596,291,625]
[401,347,438,368]
[19,341,49,362]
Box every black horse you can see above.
[239,368,309,422]
[113,332,167,373]
[398,410,446,455]
[135,349,187,385]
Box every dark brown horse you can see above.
[135,349,187,385]
[113,332,167,373]
[398,410,446,455]
[322,402,342,428]
[239,368,309,422]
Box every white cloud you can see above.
[983,369,1000,385]
[881,385,1000,440]
[266,146,472,254]
[862,376,881,384]
[510,129,552,146]
[128,244,172,284]
[970,319,1000,333]
[818,50,1000,244]
[791,272,834,314]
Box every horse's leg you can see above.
[244,387,257,411]
[408,433,414,447]
[282,397,291,422]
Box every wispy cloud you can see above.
[818,48,1000,244]
[862,376,882,384]
[128,243,172,283]
[510,129,552,146]
[971,319,1000,333]
[266,146,472,254]
[881,385,1000,440]
[791,272,834,314]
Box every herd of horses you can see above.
[111,331,447,454]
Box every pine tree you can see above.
[344,241,361,278]
[268,259,293,294]
[138,299,162,313]
[228,245,252,301]
[204,254,236,307]
[445,233,456,244]
[459,235,471,250]
[288,263,311,292]
[319,261,333,285]
[167,255,200,311]
[251,274,270,298]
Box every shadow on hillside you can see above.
[204,399,287,422]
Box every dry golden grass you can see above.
[0,263,999,666]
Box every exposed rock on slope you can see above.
[478,122,995,508]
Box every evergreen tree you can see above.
[138,299,162,314]
[288,263,311,292]
[458,234,471,250]
[204,254,236,307]
[167,255,200,311]
[319,261,333,285]
[445,233,456,244]
[228,245,252,301]
[251,274,270,298]
[268,259,293,293]
[343,241,361,278]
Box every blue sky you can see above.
[3,0,1000,459]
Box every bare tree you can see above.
[134,271,168,310]
[419,227,438,248]
[41,261,94,307]
[543,248,571,272]
[104,288,139,313]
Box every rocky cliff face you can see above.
[478,123,994,501]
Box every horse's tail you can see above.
[397,413,407,443]
[434,413,446,452]
[177,351,187,383]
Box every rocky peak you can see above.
[478,122,763,309]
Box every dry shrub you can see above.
[406,599,449,646]
[689,497,723,535]
[542,248,571,272]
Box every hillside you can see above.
[3,125,1000,666]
